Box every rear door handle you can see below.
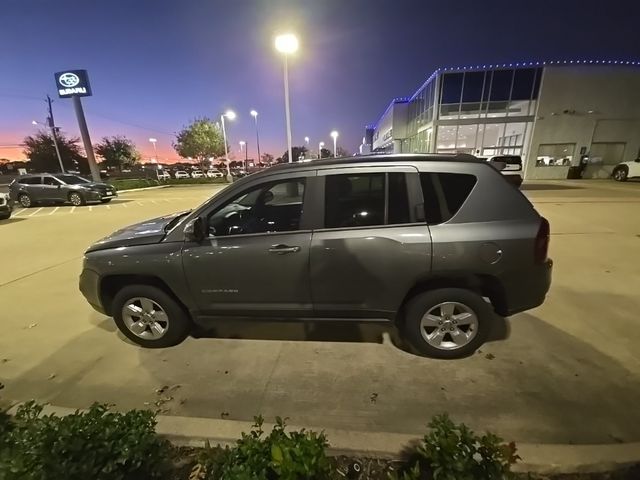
[268,244,301,254]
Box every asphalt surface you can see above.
[1,181,640,444]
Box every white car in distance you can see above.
[157,171,170,180]
[206,169,223,178]
[174,171,190,179]
[191,170,204,178]
[612,158,640,182]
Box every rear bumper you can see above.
[501,259,553,316]
[79,267,107,315]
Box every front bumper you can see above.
[85,189,118,201]
[79,266,106,314]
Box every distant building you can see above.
[367,60,640,179]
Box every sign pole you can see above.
[72,96,100,182]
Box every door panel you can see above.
[310,226,431,317]
[182,231,312,316]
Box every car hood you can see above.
[86,210,188,252]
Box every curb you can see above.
[9,404,639,475]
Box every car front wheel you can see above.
[69,192,86,206]
[612,166,628,182]
[402,288,491,359]
[112,285,191,348]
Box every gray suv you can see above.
[80,154,552,358]
[10,173,117,207]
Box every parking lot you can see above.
[1,181,640,445]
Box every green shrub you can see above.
[0,402,171,480]
[193,416,332,480]
[392,414,519,480]
[109,178,160,191]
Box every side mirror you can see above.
[183,217,205,242]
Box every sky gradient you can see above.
[1,0,638,163]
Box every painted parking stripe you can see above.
[137,202,143,206]
[122,203,128,208]
[28,207,43,217]
[70,206,76,214]
[49,207,60,215]
[89,206,93,212]
[106,205,111,209]
[13,208,27,217]
[151,200,158,204]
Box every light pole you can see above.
[275,33,299,163]
[239,141,247,171]
[331,130,339,158]
[220,110,236,182]
[32,119,65,173]
[149,138,158,161]
[304,136,309,159]
[250,110,262,165]
[318,141,325,160]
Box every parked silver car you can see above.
[80,154,552,358]
[10,174,117,207]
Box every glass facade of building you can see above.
[403,67,542,159]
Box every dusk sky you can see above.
[1,0,638,163]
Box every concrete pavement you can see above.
[1,181,640,445]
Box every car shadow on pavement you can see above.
[521,183,583,191]
[0,218,27,224]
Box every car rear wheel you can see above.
[402,288,491,359]
[69,192,86,206]
[112,285,191,348]
[612,166,628,182]
[18,194,32,208]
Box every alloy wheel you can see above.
[69,193,82,206]
[420,301,478,350]
[614,169,626,181]
[19,194,31,208]
[121,297,169,340]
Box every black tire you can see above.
[18,193,32,208]
[100,198,112,203]
[612,166,628,182]
[112,284,191,348]
[402,288,491,359]
[68,192,86,206]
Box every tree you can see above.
[281,146,308,163]
[261,153,274,165]
[318,148,332,159]
[336,146,350,157]
[95,136,141,171]
[173,117,226,169]
[23,131,88,173]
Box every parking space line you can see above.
[163,199,170,203]
[106,205,111,209]
[28,207,43,217]
[151,200,158,204]
[13,208,27,217]
[70,206,76,214]
[122,203,128,208]
[137,202,143,206]
[89,206,93,212]
[49,207,60,215]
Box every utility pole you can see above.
[46,95,65,173]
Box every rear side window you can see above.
[419,173,477,224]
[324,172,411,228]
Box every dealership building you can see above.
[364,60,640,179]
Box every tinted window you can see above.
[489,69,513,101]
[511,68,535,100]
[388,173,410,224]
[325,173,385,228]
[19,177,41,185]
[441,73,463,104]
[57,175,89,185]
[462,72,485,103]
[419,173,477,224]
[208,178,305,236]
[43,176,60,185]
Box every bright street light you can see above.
[330,130,339,158]
[275,33,298,163]
[220,110,236,181]
[318,141,325,159]
[239,140,246,151]
[275,33,299,54]
[250,110,262,164]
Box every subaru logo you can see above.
[58,72,80,88]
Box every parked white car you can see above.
[157,171,171,180]
[191,170,204,178]
[174,171,190,179]
[612,158,640,182]
[206,169,223,178]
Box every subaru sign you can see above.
[54,69,92,98]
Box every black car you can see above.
[9,173,117,207]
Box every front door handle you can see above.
[268,244,301,254]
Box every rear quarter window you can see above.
[419,173,477,224]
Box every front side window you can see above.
[420,173,477,224]
[208,178,305,236]
[43,176,61,186]
[324,172,411,228]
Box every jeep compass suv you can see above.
[80,154,552,358]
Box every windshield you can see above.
[57,175,90,185]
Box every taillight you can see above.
[534,217,550,264]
